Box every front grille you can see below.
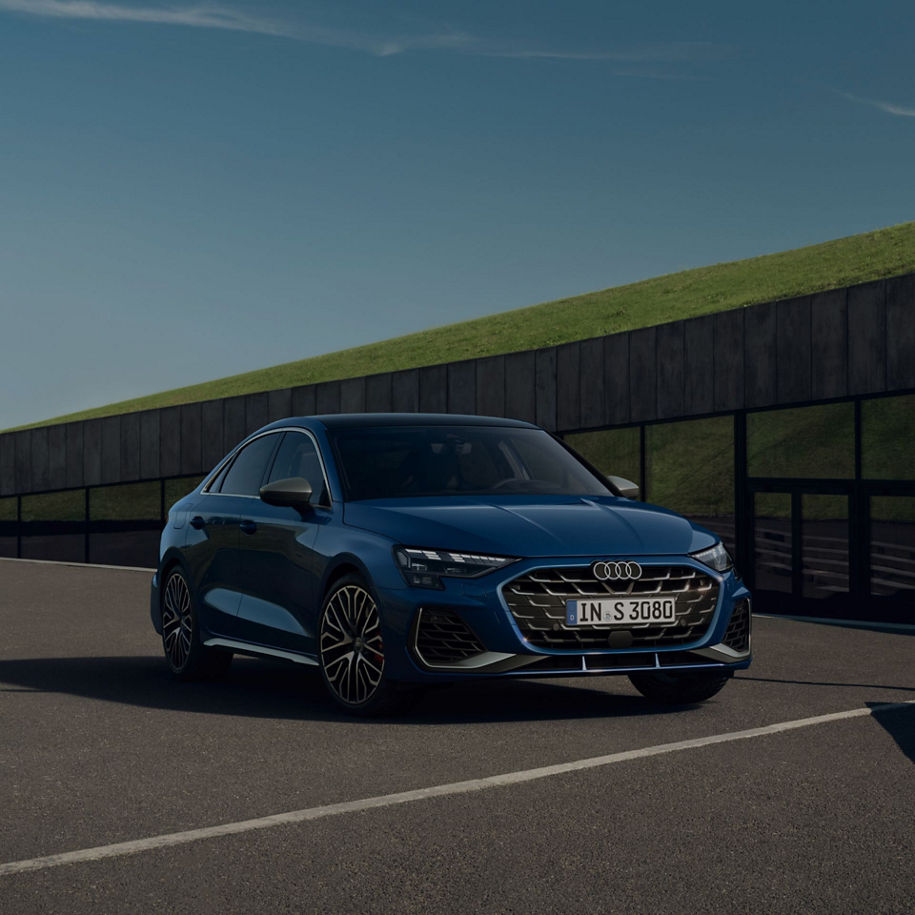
[413,609,485,664]
[502,564,719,650]
[721,600,751,652]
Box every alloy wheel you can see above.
[162,570,193,672]
[319,584,385,706]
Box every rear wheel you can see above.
[628,670,731,704]
[161,567,232,680]
[318,574,411,716]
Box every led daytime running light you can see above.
[690,542,733,572]
[395,547,515,589]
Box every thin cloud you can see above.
[478,41,728,63]
[0,1,727,65]
[609,66,709,82]
[841,91,915,118]
[0,0,292,36]
[0,0,481,53]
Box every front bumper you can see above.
[150,570,162,635]
[378,555,752,683]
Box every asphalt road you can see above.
[0,558,912,914]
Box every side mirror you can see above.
[259,477,313,510]
[605,475,640,500]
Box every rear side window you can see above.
[218,434,282,496]
[267,432,330,506]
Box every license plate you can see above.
[566,598,677,627]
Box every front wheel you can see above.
[318,575,411,716]
[628,670,731,704]
[161,567,232,681]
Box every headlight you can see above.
[394,547,516,590]
[691,542,733,572]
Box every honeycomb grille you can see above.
[502,564,719,650]
[414,609,485,664]
[722,600,751,652]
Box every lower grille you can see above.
[520,653,659,673]
[413,609,485,664]
[502,564,719,650]
[722,600,751,652]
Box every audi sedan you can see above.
[150,413,751,715]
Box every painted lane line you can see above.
[0,557,154,573]
[1,700,912,878]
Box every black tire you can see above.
[628,670,731,704]
[161,567,233,681]
[318,574,412,717]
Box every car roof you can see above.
[274,413,539,430]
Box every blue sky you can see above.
[1,1,913,429]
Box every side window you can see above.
[218,434,282,496]
[207,460,232,493]
[267,432,330,506]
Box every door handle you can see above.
[239,520,257,535]
[190,516,206,530]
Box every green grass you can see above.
[10,220,915,432]
[569,393,915,521]
[20,489,85,522]
[568,415,735,517]
[89,481,160,521]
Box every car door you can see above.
[185,431,283,639]
[234,429,332,654]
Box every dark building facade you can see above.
[1,273,913,623]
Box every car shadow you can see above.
[868,701,915,765]
[765,618,915,637]
[735,674,915,693]
[0,655,698,724]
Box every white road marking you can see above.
[0,557,154,573]
[1,699,912,878]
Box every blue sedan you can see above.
[150,413,751,715]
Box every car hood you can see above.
[343,495,716,558]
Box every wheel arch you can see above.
[154,550,219,643]
[157,550,190,603]
[151,549,186,632]
[321,554,375,599]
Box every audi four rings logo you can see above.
[592,560,642,580]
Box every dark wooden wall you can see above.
[2,272,913,498]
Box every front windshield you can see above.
[330,425,612,501]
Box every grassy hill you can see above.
[10,220,915,432]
